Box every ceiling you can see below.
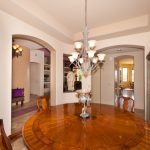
[1,0,150,43]
[14,0,150,33]
[36,0,150,33]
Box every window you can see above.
[132,70,134,82]
[122,68,128,82]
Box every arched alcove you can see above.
[114,55,134,108]
[12,34,56,106]
[92,45,145,117]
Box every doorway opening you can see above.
[11,35,55,134]
[114,56,134,110]
[92,45,144,117]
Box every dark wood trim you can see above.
[8,130,22,142]
[147,52,150,60]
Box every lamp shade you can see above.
[87,50,95,58]
[79,58,84,64]
[68,56,75,63]
[97,53,106,61]
[74,42,83,49]
[72,52,79,60]
[19,47,23,52]
[92,57,98,63]
[88,40,96,49]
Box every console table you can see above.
[12,88,24,107]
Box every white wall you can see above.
[30,63,41,96]
[30,50,44,96]
[0,10,73,135]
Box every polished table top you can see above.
[23,103,150,150]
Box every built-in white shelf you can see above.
[44,56,50,96]
[44,81,50,84]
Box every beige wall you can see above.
[92,50,144,109]
[30,63,41,96]
[12,46,30,103]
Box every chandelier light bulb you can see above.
[79,58,84,64]
[68,56,75,63]
[16,49,19,53]
[19,47,23,51]
[92,57,98,63]
[88,40,96,49]
[74,42,83,49]
[72,52,79,60]
[12,42,23,57]
[87,50,95,58]
[15,44,19,48]
[13,45,17,49]
[97,53,106,62]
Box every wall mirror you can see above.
[63,54,82,92]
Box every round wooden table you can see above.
[23,103,149,150]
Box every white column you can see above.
[0,29,12,134]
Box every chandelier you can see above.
[68,0,106,77]
[12,43,23,57]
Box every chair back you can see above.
[36,96,48,111]
[0,119,12,150]
[117,96,134,112]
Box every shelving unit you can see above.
[44,56,50,96]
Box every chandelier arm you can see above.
[91,63,95,70]
[74,60,82,70]
[85,0,87,27]
[70,0,106,77]
[91,63,98,71]
[83,0,88,55]
[87,62,92,73]
[77,61,82,70]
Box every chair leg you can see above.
[21,101,23,107]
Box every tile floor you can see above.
[11,95,37,133]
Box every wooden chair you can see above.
[36,96,48,112]
[0,119,26,150]
[117,96,134,112]
[0,119,12,150]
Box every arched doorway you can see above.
[114,55,134,108]
[11,34,56,133]
[92,45,145,117]
[12,34,56,105]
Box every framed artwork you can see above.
[63,54,82,92]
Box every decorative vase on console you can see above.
[76,89,92,119]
